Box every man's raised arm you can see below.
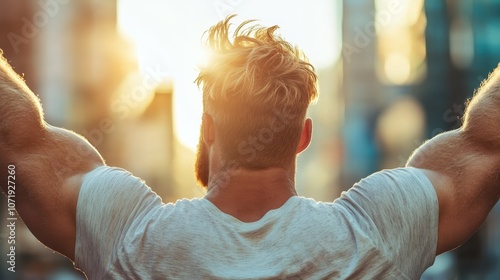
[407,63,500,255]
[0,53,104,260]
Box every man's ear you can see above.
[296,118,312,154]
[202,113,215,146]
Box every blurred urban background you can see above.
[0,0,499,279]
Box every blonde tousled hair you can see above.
[195,15,318,169]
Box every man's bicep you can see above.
[407,129,499,255]
[10,125,103,259]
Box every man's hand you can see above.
[0,54,104,260]
[407,64,500,255]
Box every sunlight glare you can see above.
[117,0,340,151]
[384,53,411,84]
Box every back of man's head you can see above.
[196,15,318,170]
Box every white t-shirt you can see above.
[74,166,438,279]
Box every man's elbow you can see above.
[45,125,105,174]
[462,103,500,149]
[0,103,46,149]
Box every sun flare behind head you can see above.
[117,0,211,151]
[117,0,340,152]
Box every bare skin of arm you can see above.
[0,55,103,260]
[407,65,500,255]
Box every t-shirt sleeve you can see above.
[74,166,162,279]
[334,167,439,279]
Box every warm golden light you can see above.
[117,0,340,151]
[375,0,427,85]
[384,53,411,84]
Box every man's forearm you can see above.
[462,64,500,148]
[0,54,46,148]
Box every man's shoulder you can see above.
[357,167,431,186]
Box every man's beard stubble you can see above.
[195,126,210,188]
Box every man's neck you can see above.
[204,168,297,223]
